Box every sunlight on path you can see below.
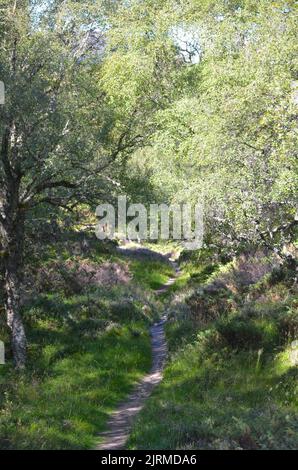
[94,251,181,450]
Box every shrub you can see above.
[217,318,264,351]
[110,300,143,323]
[187,286,236,324]
[278,307,298,344]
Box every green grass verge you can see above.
[0,313,151,449]
[0,242,174,449]
[127,319,298,450]
[129,258,174,291]
[127,261,298,451]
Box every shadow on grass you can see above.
[0,317,152,449]
[127,346,298,450]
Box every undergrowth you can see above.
[127,250,298,450]
[0,237,169,449]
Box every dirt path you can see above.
[95,250,180,450]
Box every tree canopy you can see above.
[0,0,297,367]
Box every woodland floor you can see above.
[95,249,181,450]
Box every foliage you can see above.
[0,0,297,450]
[120,0,298,255]
[127,251,298,450]
[0,236,173,449]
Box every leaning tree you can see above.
[0,0,149,368]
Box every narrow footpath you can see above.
[95,249,180,450]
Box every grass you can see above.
[127,257,298,450]
[115,240,178,291]
[0,322,151,449]
[129,258,174,291]
[127,323,298,450]
[1,238,297,450]
[0,239,173,450]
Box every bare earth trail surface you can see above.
[95,247,180,450]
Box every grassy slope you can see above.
[130,257,174,290]
[0,240,174,450]
[127,253,298,450]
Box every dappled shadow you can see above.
[117,246,172,264]
[94,256,180,450]
[95,319,167,450]
[0,319,151,449]
[126,349,298,450]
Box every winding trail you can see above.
[95,248,180,450]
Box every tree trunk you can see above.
[5,258,27,369]
[1,210,27,369]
